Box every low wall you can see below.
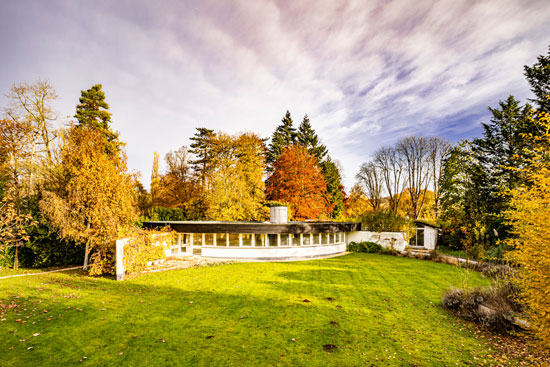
[347,231,408,252]
[201,243,346,260]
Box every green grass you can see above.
[438,245,470,259]
[0,253,502,366]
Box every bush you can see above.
[123,229,171,275]
[347,241,383,253]
[145,206,189,221]
[359,210,407,232]
[442,281,522,332]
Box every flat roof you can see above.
[142,221,361,234]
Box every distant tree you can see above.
[150,152,160,207]
[356,162,383,212]
[0,195,35,269]
[41,125,137,275]
[343,184,370,220]
[266,111,297,169]
[266,145,329,220]
[134,181,151,218]
[396,136,432,219]
[206,132,267,221]
[0,119,34,198]
[297,114,327,162]
[373,146,405,214]
[524,45,550,112]
[189,127,215,190]
[321,157,345,219]
[74,84,119,155]
[427,137,452,218]
[4,80,58,165]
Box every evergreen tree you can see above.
[74,84,119,154]
[321,157,345,219]
[266,111,297,168]
[524,45,550,112]
[297,114,327,162]
[189,127,215,190]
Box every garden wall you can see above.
[347,231,408,252]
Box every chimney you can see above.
[270,206,288,224]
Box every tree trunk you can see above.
[14,246,19,270]
[83,241,89,271]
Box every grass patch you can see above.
[0,253,507,366]
[438,245,469,259]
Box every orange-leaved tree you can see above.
[266,145,331,220]
[505,103,550,348]
[40,125,137,275]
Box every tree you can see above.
[427,137,452,218]
[321,157,346,219]
[0,119,34,198]
[396,136,432,219]
[4,80,58,165]
[266,145,329,220]
[356,162,383,212]
[150,152,160,207]
[0,195,35,269]
[373,146,405,214]
[74,84,119,155]
[266,111,297,168]
[343,184,370,220]
[189,127,215,191]
[40,125,137,275]
[297,114,327,162]
[524,45,550,112]
[505,104,550,348]
[205,132,267,221]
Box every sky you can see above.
[1,0,549,189]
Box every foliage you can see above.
[342,184,370,220]
[146,206,189,221]
[0,195,36,269]
[359,209,407,232]
[204,132,267,221]
[189,127,215,191]
[74,84,119,155]
[505,104,550,348]
[320,157,346,219]
[266,110,297,169]
[524,45,550,112]
[40,125,137,275]
[296,114,327,162]
[123,229,170,274]
[347,241,383,253]
[266,145,330,220]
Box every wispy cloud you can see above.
[1,0,549,187]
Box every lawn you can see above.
[0,253,503,366]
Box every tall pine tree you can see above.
[74,84,119,154]
[189,127,215,190]
[524,44,550,113]
[321,157,345,219]
[297,114,327,162]
[266,111,297,169]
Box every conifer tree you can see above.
[524,45,550,112]
[321,157,346,218]
[189,127,215,190]
[266,111,297,168]
[297,114,327,162]
[74,84,119,154]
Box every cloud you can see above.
[0,0,549,188]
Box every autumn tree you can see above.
[505,103,550,348]
[41,125,137,275]
[267,111,297,169]
[266,145,329,220]
[0,196,36,269]
[343,184,370,220]
[205,132,267,221]
[150,152,160,207]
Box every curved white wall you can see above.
[201,243,346,260]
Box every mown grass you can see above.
[0,253,503,366]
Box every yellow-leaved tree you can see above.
[505,104,550,348]
[205,132,267,221]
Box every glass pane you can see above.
[322,233,329,245]
[302,234,312,246]
[280,234,289,246]
[242,234,253,246]
[218,233,228,246]
[289,234,298,246]
[204,233,214,246]
[228,233,240,246]
[268,234,278,247]
[254,234,264,246]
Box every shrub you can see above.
[347,241,384,253]
[442,281,522,332]
[123,229,171,275]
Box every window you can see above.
[302,234,312,246]
[268,234,278,246]
[228,233,239,246]
[254,234,264,246]
[218,233,228,246]
[204,233,215,246]
[289,234,298,246]
[242,234,253,246]
[280,234,289,246]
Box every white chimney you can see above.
[270,206,288,224]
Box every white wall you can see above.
[423,227,438,250]
[202,243,346,260]
[347,231,408,252]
